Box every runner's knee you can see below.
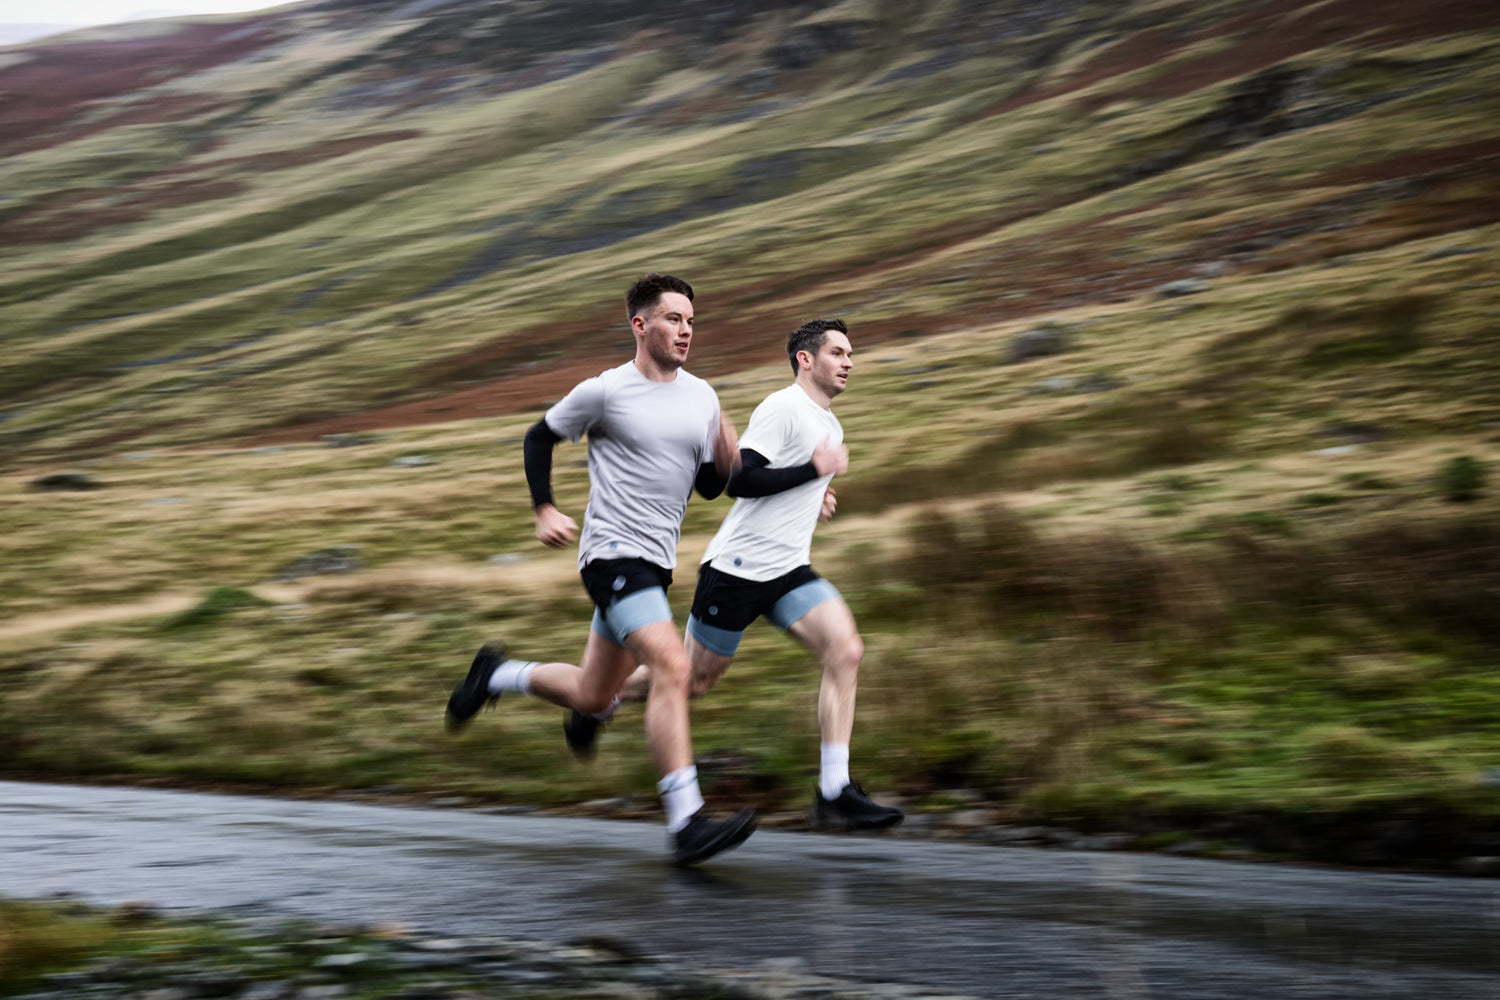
[825,635,862,679]
[648,652,692,695]
[575,687,618,716]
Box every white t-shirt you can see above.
[702,382,841,581]
[545,361,720,571]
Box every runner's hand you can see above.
[819,486,837,522]
[713,412,740,477]
[811,437,848,477]
[534,504,577,548]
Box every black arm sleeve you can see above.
[727,448,819,498]
[695,462,730,501]
[523,418,563,509]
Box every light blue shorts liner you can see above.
[769,578,841,629]
[687,578,842,657]
[686,616,743,657]
[590,587,674,648]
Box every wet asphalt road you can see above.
[1,780,1496,999]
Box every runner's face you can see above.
[635,292,694,370]
[807,331,853,399]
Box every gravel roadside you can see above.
[8,904,977,1000]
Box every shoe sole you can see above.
[445,644,504,732]
[810,808,905,832]
[673,807,757,866]
[444,696,496,733]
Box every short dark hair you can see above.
[627,272,693,320]
[786,317,848,375]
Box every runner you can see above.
[444,272,756,865]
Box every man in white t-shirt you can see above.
[569,318,903,832]
[442,272,756,866]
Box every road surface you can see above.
[1,780,1496,998]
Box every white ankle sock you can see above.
[819,742,850,800]
[488,659,537,695]
[591,696,620,722]
[657,765,705,833]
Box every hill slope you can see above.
[2,0,1496,459]
[1,0,1498,866]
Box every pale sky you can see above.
[0,1,284,26]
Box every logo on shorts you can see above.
[613,575,626,591]
[708,605,719,616]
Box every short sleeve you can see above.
[544,375,607,443]
[698,392,722,465]
[737,393,793,465]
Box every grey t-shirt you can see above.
[545,361,720,571]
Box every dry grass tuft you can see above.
[891,502,1226,642]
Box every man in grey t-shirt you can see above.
[443,273,756,866]
[572,318,903,834]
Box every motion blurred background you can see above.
[1,0,1497,870]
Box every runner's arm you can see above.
[524,419,578,548]
[695,462,730,500]
[523,418,563,509]
[727,448,818,498]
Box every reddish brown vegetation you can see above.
[164,131,427,177]
[1111,0,1500,105]
[0,178,247,245]
[240,310,931,446]
[0,131,424,246]
[13,0,1497,454]
[234,134,1498,447]
[1309,138,1500,188]
[991,0,1499,117]
[0,21,288,157]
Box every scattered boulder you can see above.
[322,432,379,448]
[1077,372,1122,392]
[1421,245,1481,261]
[768,22,856,70]
[1318,422,1387,444]
[1006,323,1072,363]
[1158,277,1210,297]
[391,455,435,467]
[29,472,104,491]
[271,545,363,582]
[1027,376,1079,395]
[1026,372,1121,395]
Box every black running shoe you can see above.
[672,806,757,866]
[563,710,601,761]
[445,642,506,731]
[811,782,904,831]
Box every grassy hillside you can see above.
[1,0,1497,866]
